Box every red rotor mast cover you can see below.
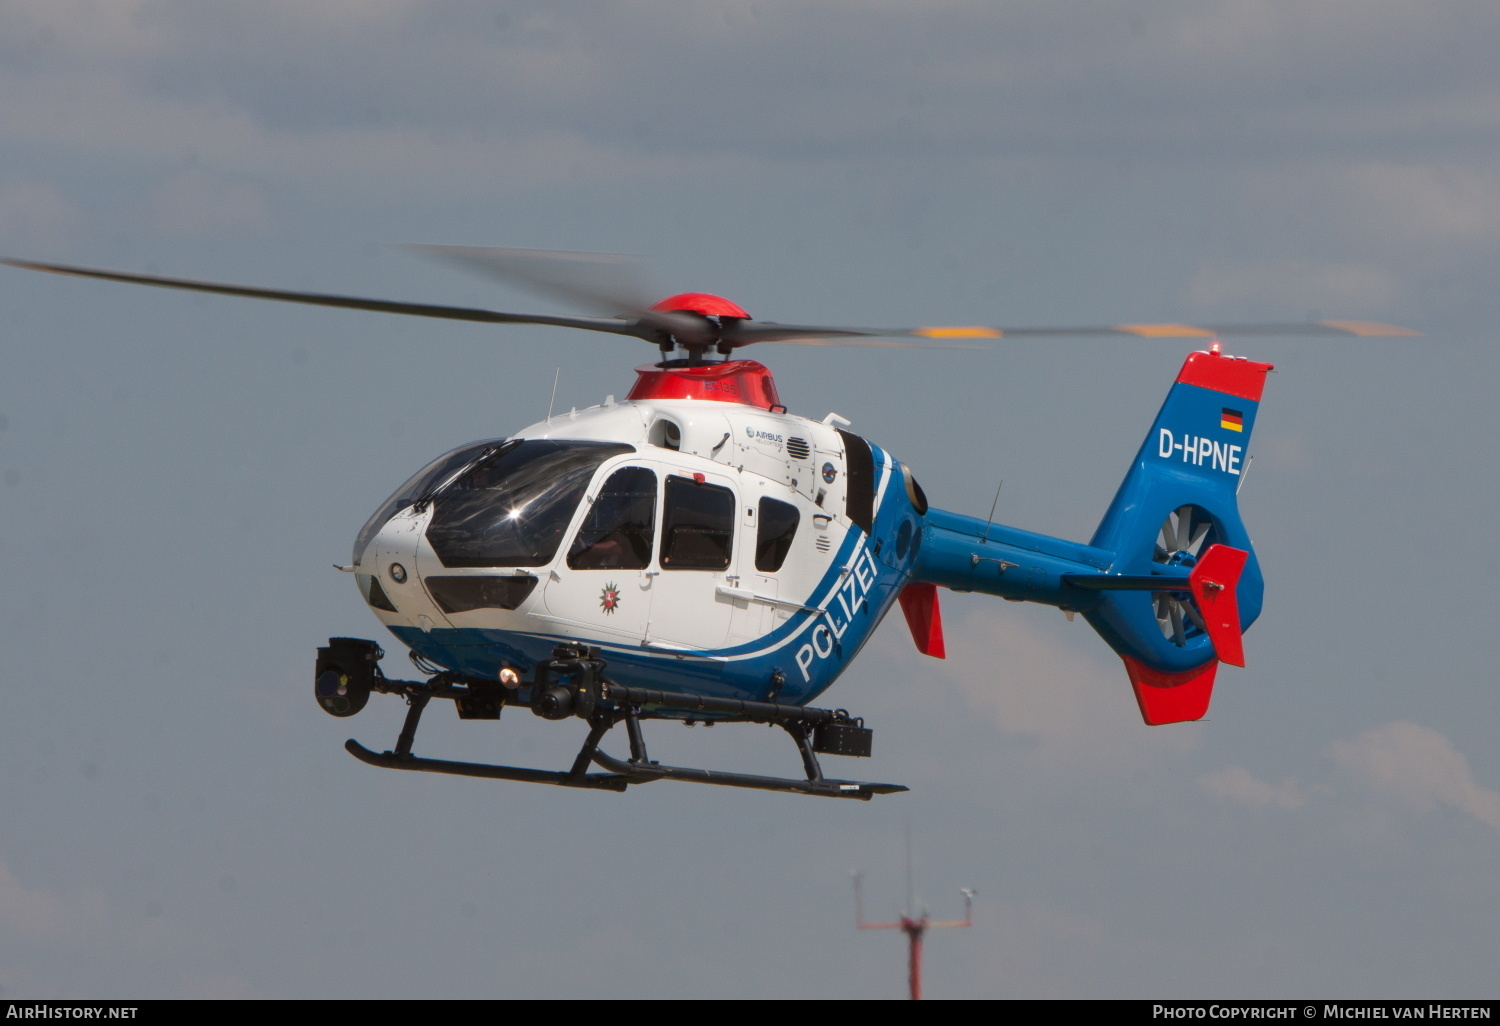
[628,293,781,408]
[627,360,783,409]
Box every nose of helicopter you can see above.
[357,509,449,632]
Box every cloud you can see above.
[140,169,271,236]
[7,0,1500,181]
[0,181,86,249]
[3,0,175,57]
[1327,721,1500,834]
[932,603,1202,780]
[1343,163,1500,247]
[1186,261,1399,314]
[1198,723,1500,833]
[0,858,110,944]
[0,854,254,998]
[1199,765,1322,810]
[0,63,740,199]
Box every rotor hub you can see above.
[649,293,750,319]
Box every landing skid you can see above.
[330,642,907,801]
[345,739,632,792]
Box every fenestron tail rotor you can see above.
[1153,505,1216,648]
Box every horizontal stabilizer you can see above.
[1123,656,1218,725]
[898,583,946,658]
[1062,572,1189,591]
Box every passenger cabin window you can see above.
[660,476,735,570]
[755,497,799,572]
[568,466,657,570]
[836,428,875,534]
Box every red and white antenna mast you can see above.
[853,835,975,1000]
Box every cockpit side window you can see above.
[568,466,657,570]
[755,497,799,572]
[660,476,735,570]
[426,440,632,568]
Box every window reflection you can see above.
[426,441,632,568]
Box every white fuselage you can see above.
[351,397,887,702]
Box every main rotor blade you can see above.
[723,317,1419,350]
[0,258,652,339]
[726,322,980,349]
[412,245,717,344]
[5,255,1421,353]
[412,245,654,317]
[886,321,1422,340]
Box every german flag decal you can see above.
[1221,408,1245,432]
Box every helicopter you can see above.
[1,249,1417,800]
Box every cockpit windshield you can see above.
[352,438,507,566]
[426,440,633,568]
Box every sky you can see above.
[1,0,1498,999]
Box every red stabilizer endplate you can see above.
[1175,351,1274,402]
[1123,655,1218,725]
[897,582,946,658]
[1189,544,1248,667]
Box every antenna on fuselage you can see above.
[979,480,1003,546]
[546,367,560,422]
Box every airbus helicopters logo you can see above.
[1158,429,1243,475]
[745,426,783,450]
[794,549,879,682]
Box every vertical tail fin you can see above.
[1085,348,1272,722]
